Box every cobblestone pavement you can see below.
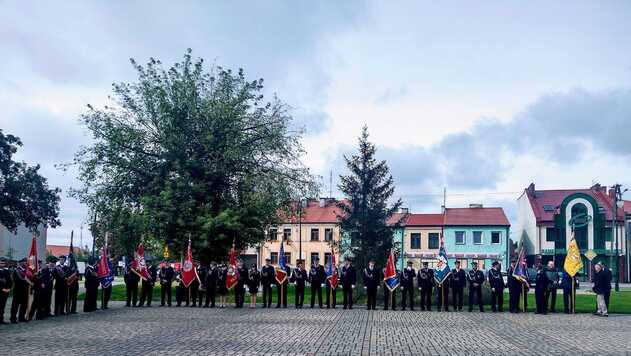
[2,302,631,355]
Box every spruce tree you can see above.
[337,126,405,268]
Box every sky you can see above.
[2,1,631,246]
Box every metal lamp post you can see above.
[613,185,627,291]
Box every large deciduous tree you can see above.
[71,50,316,261]
[0,130,61,234]
[337,126,405,268]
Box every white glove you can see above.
[351,285,355,289]
[363,286,367,290]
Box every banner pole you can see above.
[571,278,575,314]
[25,284,32,321]
[522,284,526,313]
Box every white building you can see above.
[0,224,47,261]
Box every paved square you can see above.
[2,302,630,355]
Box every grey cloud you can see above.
[326,88,631,211]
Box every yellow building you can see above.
[402,214,444,269]
[260,198,341,267]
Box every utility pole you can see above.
[329,170,333,198]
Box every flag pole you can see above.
[571,278,575,314]
[522,283,526,313]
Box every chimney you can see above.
[319,197,326,207]
[469,203,483,209]
[608,187,616,200]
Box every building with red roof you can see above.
[516,183,628,282]
[442,206,511,270]
[259,198,342,268]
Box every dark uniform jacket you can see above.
[206,267,218,288]
[247,269,261,289]
[488,268,505,290]
[145,265,157,285]
[545,268,559,290]
[261,265,275,286]
[467,269,485,288]
[309,265,326,286]
[401,267,415,288]
[85,265,99,289]
[535,268,548,292]
[291,268,308,286]
[450,268,466,288]
[362,266,380,289]
[340,265,357,287]
[125,265,141,285]
[592,270,611,294]
[418,268,434,288]
[159,266,175,285]
[237,266,249,286]
[197,266,208,289]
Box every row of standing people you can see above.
[125,256,359,309]
[0,255,111,325]
[122,257,583,313]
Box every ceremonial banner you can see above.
[65,233,79,286]
[434,234,451,284]
[132,243,151,281]
[275,241,288,284]
[226,245,239,290]
[181,239,198,287]
[564,231,583,277]
[97,234,113,288]
[383,250,399,291]
[25,236,39,284]
[513,242,529,287]
[325,248,338,289]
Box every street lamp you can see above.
[612,184,627,292]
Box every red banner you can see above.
[226,245,238,290]
[181,239,198,287]
[133,243,151,281]
[26,236,38,284]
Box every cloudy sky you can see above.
[2,1,631,246]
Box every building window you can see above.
[545,228,556,242]
[310,228,320,241]
[473,231,483,245]
[283,228,291,241]
[270,252,279,265]
[410,233,421,249]
[604,228,612,242]
[455,259,468,269]
[455,231,466,245]
[473,258,485,270]
[428,233,439,249]
[324,252,332,265]
[324,228,333,242]
[269,228,278,241]
[284,253,291,265]
[491,231,501,244]
[310,252,320,266]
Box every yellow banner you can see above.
[564,232,583,277]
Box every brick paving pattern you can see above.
[2,302,630,355]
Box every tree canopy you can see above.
[0,130,61,234]
[71,49,317,261]
[337,126,405,268]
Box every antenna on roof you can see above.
[441,187,446,213]
[329,170,333,198]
